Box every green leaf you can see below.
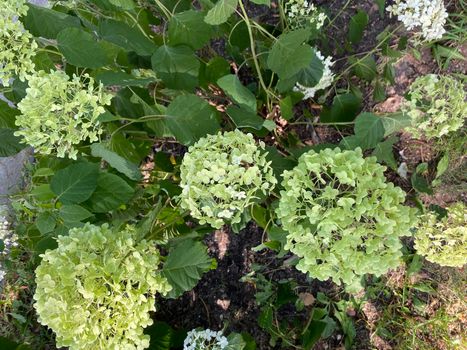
[23,4,81,39]
[36,212,56,235]
[0,101,19,129]
[226,106,265,130]
[258,306,273,329]
[98,19,156,56]
[435,154,449,179]
[0,129,27,157]
[91,143,142,181]
[320,93,362,123]
[374,0,386,17]
[165,94,220,145]
[354,113,385,150]
[87,172,135,213]
[381,112,412,136]
[372,136,398,170]
[50,163,99,204]
[108,0,135,10]
[163,239,214,298]
[279,96,294,120]
[411,173,433,194]
[350,55,377,81]
[218,74,257,113]
[168,10,214,49]
[373,80,386,102]
[250,0,270,5]
[302,320,327,349]
[204,0,238,25]
[59,205,93,223]
[348,10,369,44]
[151,45,200,90]
[225,333,247,350]
[267,29,313,79]
[96,71,154,87]
[57,28,113,68]
[200,56,231,87]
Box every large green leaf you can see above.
[59,205,93,223]
[348,10,369,44]
[96,71,155,87]
[90,143,142,181]
[353,112,385,150]
[372,136,398,170]
[50,163,99,204]
[57,28,113,68]
[0,100,20,128]
[151,45,200,90]
[204,0,238,25]
[350,55,377,81]
[267,29,312,79]
[108,0,135,9]
[162,239,215,298]
[320,93,362,123]
[381,112,412,136]
[23,4,81,39]
[218,74,257,113]
[98,19,156,56]
[0,129,27,157]
[87,172,135,213]
[165,95,220,145]
[168,10,214,49]
[226,105,264,130]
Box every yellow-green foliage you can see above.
[33,223,172,350]
[415,203,467,267]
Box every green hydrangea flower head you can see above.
[276,147,418,291]
[0,0,37,86]
[180,130,277,229]
[33,223,172,350]
[15,70,112,159]
[414,202,467,267]
[404,74,466,140]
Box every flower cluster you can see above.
[294,49,335,100]
[33,223,172,350]
[387,0,448,41]
[183,329,228,350]
[15,70,112,159]
[403,74,466,140]
[0,218,18,256]
[276,148,418,290]
[0,0,37,86]
[285,0,327,30]
[180,130,277,229]
[414,203,467,267]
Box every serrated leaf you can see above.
[381,112,412,136]
[59,205,93,223]
[204,0,238,25]
[57,28,113,68]
[348,10,369,44]
[23,4,81,39]
[91,143,142,181]
[87,172,135,213]
[151,45,200,90]
[163,239,214,298]
[320,93,362,123]
[0,129,27,157]
[354,113,385,150]
[218,74,257,113]
[372,136,398,170]
[267,29,312,79]
[50,163,99,204]
[36,212,56,235]
[168,10,214,49]
[165,94,220,145]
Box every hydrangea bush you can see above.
[276,148,418,290]
[403,74,466,140]
[387,0,448,41]
[33,223,172,350]
[15,70,112,159]
[285,0,327,30]
[180,130,277,229]
[414,203,467,267]
[293,49,335,100]
[183,329,229,350]
[0,0,37,85]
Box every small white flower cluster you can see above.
[286,0,327,30]
[294,49,335,100]
[183,329,228,350]
[0,218,18,284]
[387,0,448,41]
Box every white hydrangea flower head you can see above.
[15,70,113,159]
[415,203,467,267]
[403,74,466,140]
[285,0,327,30]
[0,219,18,256]
[33,223,172,350]
[179,130,277,229]
[276,147,418,291]
[387,0,448,41]
[294,49,335,100]
[0,0,38,86]
[183,329,229,350]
